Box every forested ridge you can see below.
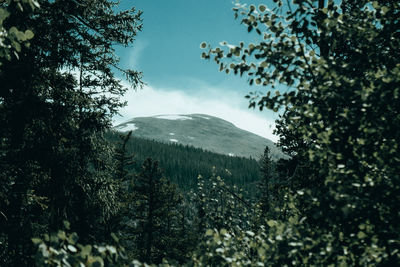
[106,131,261,191]
[1,0,399,266]
[114,114,286,160]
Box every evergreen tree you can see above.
[99,130,136,243]
[257,145,300,223]
[0,0,142,265]
[258,146,273,215]
[127,158,184,264]
[115,130,135,182]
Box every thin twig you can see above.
[0,211,7,221]
[219,185,253,209]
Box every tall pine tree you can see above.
[0,0,142,265]
[125,158,184,264]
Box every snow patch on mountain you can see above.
[116,123,138,132]
[155,115,192,120]
[169,133,175,136]
[197,115,210,120]
[169,139,178,143]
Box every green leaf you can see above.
[0,8,10,22]
[63,221,71,230]
[57,230,66,240]
[68,232,79,244]
[12,41,21,52]
[110,232,119,243]
[67,244,77,253]
[29,0,41,9]
[24,30,34,39]
[372,1,380,9]
[205,229,214,236]
[17,2,24,12]
[80,245,92,257]
[357,231,367,239]
[31,237,42,245]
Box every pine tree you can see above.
[0,0,142,264]
[258,146,272,214]
[126,158,184,264]
[115,131,135,182]
[256,145,299,223]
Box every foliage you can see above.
[0,0,142,265]
[2,0,398,265]
[255,146,294,224]
[122,158,187,264]
[185,171,256,266]
[0,0,38,63]
[202,0,400,265]
[257,147,275,216]
[191,228,259,266]
[106,131,261,192]
[191,170,254,236]
[115,131,135,182]
[32,222,131,267]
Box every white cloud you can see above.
[114,81,279,142]
[124,39,148,69]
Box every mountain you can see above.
[106,133,261,192]
[114,114,285,160]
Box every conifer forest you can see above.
[0,0,399,266]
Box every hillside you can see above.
[106,132,262,193]
[114,114,285,160]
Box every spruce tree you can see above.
[127,158,184,264]
[0,0,142,264]
[115,130,135,182]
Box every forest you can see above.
[0,0,399,266]
[106,131,261,191]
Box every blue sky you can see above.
[114,0,279,141]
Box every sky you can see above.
[114,0,279,142]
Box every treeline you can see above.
[106,131,261,191]
[29,129,269,265]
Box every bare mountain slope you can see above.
[115,114,285,160]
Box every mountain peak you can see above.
[115,114,285,160]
